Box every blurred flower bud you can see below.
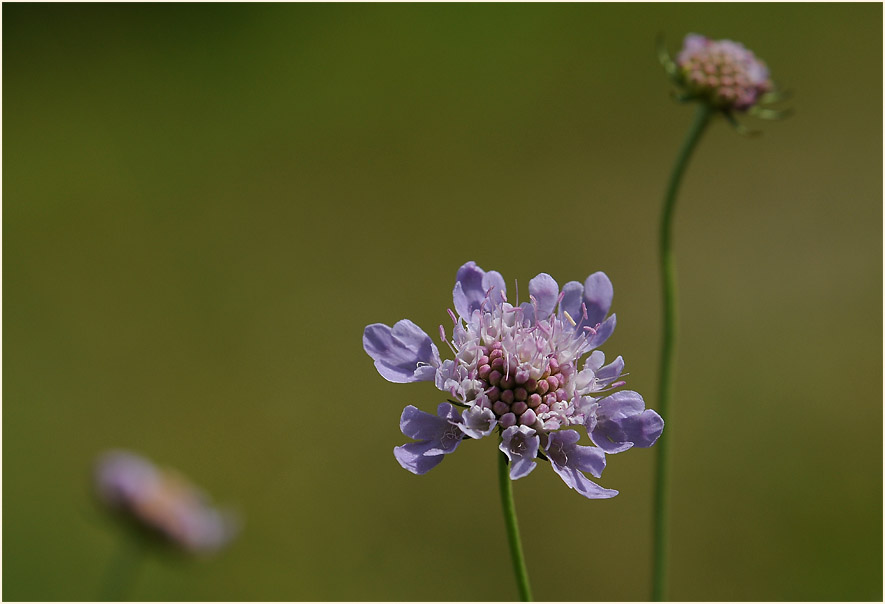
[659,32,791,134]
[674,34,772,111]
[676,34,774,111]
[95,450,238,554]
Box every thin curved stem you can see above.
[99,533,145,601]
[498,451,533,602]
[652,104,713,602]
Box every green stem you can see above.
[99,533,145,601]
[652,104,713,602]
[498,450,533,602]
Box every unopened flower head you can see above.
[95,450,238,553]
[664,33,772,112]
[363,262,663,499]
[675,34,772,110]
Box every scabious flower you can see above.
[95,450,238,553]
[363,262,663,500]
[659,33,789,131]
[676,34,772,110]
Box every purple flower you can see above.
[546,430,617,499]
[674,33,773,111]
[393,403,464,474]
[364,262,664,499]
[95,450,238,553]
[499,426,539,480]
[591,390,665,454]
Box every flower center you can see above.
[441,424,462,446]
[546,439,568,466]
[442,300,595,433]
[476,339,574,429]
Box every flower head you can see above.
[363,262,663,499]
[675,34,772,110]
[95,450,238,553]
[659,33,790,132]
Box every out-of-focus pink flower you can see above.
[95,450,237,553]
[675,33,773,111]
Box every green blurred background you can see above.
[4,3,882,601]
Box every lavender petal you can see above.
[452,261,487,319]
[482,270,507,306]
[592,390,664,452]
[499,425,539,480]
[546,430,618,499]
[550,464,619,499]
[399,405,447,441]
[597,355,625,385]
[363,320,440,383]
[559,281,585,327]
[528,272,559,319]
[583,271,614,327]
[393,443,446,475]
[585,314,616,349]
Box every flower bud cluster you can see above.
[476,341,576,429]
[676,34,772,110]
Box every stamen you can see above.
[480,285,495,313]
[562,310,577,327]
[439,326,457,355]
[581,302,588,321]
[447,308,458,325]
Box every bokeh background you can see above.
[4,3,882,601]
